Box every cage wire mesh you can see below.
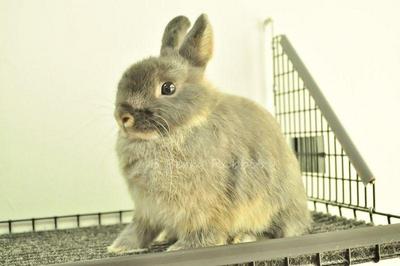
[272,35,399,225]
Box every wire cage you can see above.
[272,35,392,223]
[1,34,400,266]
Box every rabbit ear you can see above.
[160,16,191,56]
[179,14,213,68]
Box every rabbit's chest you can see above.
[118,133,227,204]
[117,133,233,227]
[123,152,195,185]
[120,143,196,188]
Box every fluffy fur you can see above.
[108,14,311,253]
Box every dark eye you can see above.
[161,82,176,95]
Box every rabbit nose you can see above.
[120,113,135,128]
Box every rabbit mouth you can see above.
[121,117,170,139]
[123,129,160,140]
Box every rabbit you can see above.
[108,14,311,253]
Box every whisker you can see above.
[149,118,169,137]
[152,114,171,133]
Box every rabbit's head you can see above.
[115,14,214,140]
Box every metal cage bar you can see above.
[272,35,378,215]
[276,35,375,185]
[0,210,133,234]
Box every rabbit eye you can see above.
[161,82,176,95]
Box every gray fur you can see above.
[160,16,191,56]
[108,14,311,253]
[179,14,213,67]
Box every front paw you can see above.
[231,233,257,244]
[166,241,186,252]
[107,238,148,254]
[153,230,177,246]
[166,234,226,251]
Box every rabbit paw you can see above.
[153,230,177,245]
[231,233,257,244]
[107,238,148,254]
[166,241,186,252]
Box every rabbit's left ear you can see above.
[179,14,213,68]
[160,16,191,56]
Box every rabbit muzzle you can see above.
[115,104,168,140]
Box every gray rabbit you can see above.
[108,14,311,253]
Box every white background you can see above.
[1,0,399,230]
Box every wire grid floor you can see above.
[2,212,399,266]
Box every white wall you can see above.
[0,0,399,221]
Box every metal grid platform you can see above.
[1,211,399,266]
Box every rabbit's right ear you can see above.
[160,16,191,56]
[179,14,213,68]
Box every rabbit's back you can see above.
[208,93,310,236]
